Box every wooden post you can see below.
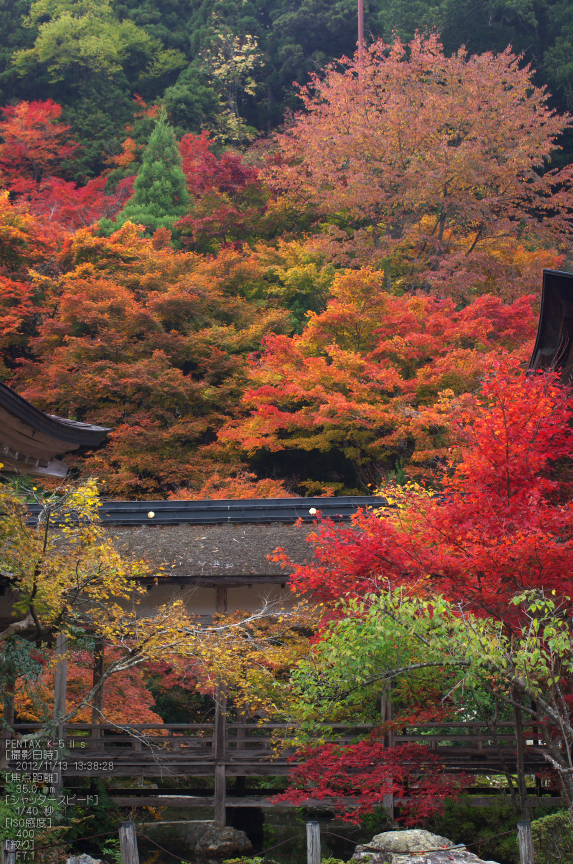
[214,762,226,827]
[54,632,68,725]
[306,821,321,864]
[53,631,68,796]
[3,679,14,729]
[2,840,17,864]
[214,586,228,828]
[91,635,104,750]
[215,586,227,615]
[119,821,140,864]
[517,821,534,864]
[381,687,394,820]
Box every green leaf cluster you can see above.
[13,0,185,83]
[531,810,573,864]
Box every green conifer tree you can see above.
[107,109,190,235]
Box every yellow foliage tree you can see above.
[0,478,313,732]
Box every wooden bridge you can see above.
[3,719,561,813]
[2,719,551,777]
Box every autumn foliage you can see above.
[177,130,268,252]
[3,32,573,829]
[0,37,570,499]
[268,34,572,295]
[8,223,291,496]
[0,100,77,185]
[275,741,472,823]
[220,274,538,485]
[284,360,573,621]
[15,650,165,726]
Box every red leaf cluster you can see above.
[286,360,573,624]
[274,740,472,824]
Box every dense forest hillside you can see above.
[2,0,573,175]
[1,3,573,498]
[6,10,573,862]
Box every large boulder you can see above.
[195,824,253,857]
[352,829,500,864]
[66,856,104,864]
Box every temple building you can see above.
[0,380,110,477]
[528,268,573,379]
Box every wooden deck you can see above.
[2,720,550,778]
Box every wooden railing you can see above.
[2,720,549,777]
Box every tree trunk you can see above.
[381,687,394,820]
[513,691,531,822]
[513,690,534,864]
[53,632,68,725]
[53,631,68,798]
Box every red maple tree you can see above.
[275,740,472,824]
[0,100,77,186]
[177,131,269,252]
[270,360,573,820]
[283,358,573,622]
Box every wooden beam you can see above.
[214,587,228,827]
[105,793,567,809]
[91,635,104,750]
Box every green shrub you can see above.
[531,810,573,863]
[423,797,520,864]
[222,859,341,864]
[223,858,280,864]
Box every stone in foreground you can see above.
[66,856,104,864]
[195,825,253,857]
[352,829,500,864]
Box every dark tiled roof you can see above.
[95,496,384,525]
[111,522,320,584]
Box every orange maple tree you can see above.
[10,223,292,496]
[267,34,572,295]
[219,269,538,488]
[15,649,165,726]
